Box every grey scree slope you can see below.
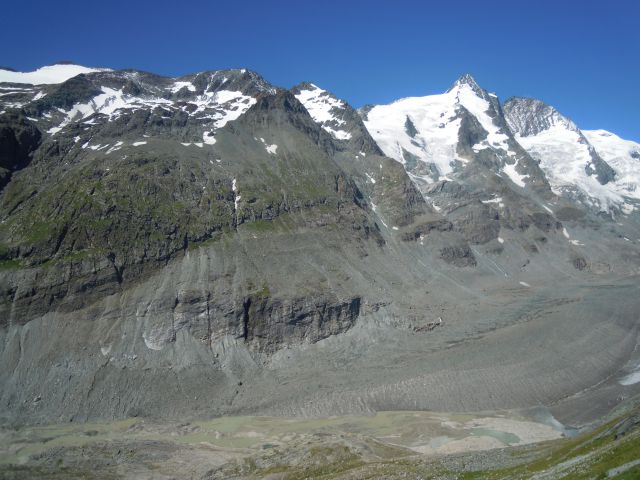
[0,67,639,427]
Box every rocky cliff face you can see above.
[0,111,41,189]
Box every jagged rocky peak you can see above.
[447,73,503,111]
[503,97,579,137]
[183,68,278,97]
[360,72,562,250]
[448,73,483,95]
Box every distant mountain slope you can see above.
[503,97,639,214]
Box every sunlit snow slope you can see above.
[361,75,526,188]
[0,64,109,84]
[505,98,640,213]
[583,129,640,212]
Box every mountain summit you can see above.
[447,72,484,94]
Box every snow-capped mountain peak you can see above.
[447,73,485,97]
[362,74,520,186]
[503,97,639,213]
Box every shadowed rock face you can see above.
[0,111,41,190]
[241,294,362,353]
[0,67,639,427]
[503,97,573,138]
[141,287,362,354]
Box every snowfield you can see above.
[0,64,109,84]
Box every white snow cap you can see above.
[0,64,110,85]
[363,73,509,183]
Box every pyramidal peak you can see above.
[447,73,485,96]
[452,72,480,88]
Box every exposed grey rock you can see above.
[440,244,477,266]
[404,115,419,138]
[503,97,574,137]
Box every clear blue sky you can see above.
[2,0,638,141]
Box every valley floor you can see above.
[1,401,639,479]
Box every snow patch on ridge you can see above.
[259,137,278,154]
[502,161,528,188]
[42,84,257,137]
[192,89,257,129]
[203,131,216,145]
[482,196,504,208]
[0,64,110,85]
[46,86,173,134]
[169,81,196,93]
[294,84,352,140]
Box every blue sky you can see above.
[2,0,638,140]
